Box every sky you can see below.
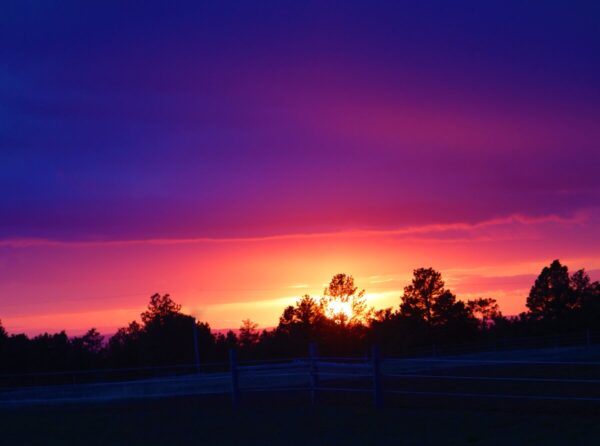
[1,1,599,335]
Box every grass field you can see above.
[3,346,600,445]
[2,391,599,446]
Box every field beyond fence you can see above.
[2,331,600,411]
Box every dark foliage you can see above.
[1,261,599,374]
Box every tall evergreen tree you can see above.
[526,260,574,321]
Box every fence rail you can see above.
[2,332,600,408]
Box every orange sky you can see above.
[4,2,600,338]
[2,211,599,336]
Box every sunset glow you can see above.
[1,1,599,336]
[324,299,354,323]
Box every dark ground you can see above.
[1,391,599,446]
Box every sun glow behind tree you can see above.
[321,274,370,326]
[323,298,353,323]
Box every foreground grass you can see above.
[1,392,599,445]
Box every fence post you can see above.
[372,345,383,409]
[229,348,240,408]
[192,318,201,373]
[309,342,318,405]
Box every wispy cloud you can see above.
[0,210,592,249]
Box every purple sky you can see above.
[1,1,599,334]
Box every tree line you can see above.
[0,259,599,374]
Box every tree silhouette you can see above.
[239,319,259,349]
[71,329,104,369]
[526,260,574,321]
[278,295,325,336]
[108,293,213,367]
[216,330,238,350]
[398,267,483,347]
[0,319,7,340]
[467,298,501,328]
[431,290,470,326]
[141,293,182,325]
[400,267,446,325]
[1,262,599,373]
[571,269,600,309]
[323,273,369,326]
[274,295,329,354]
[568,268,600,328]
[79,328,104,354]
[108,321,143,367]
